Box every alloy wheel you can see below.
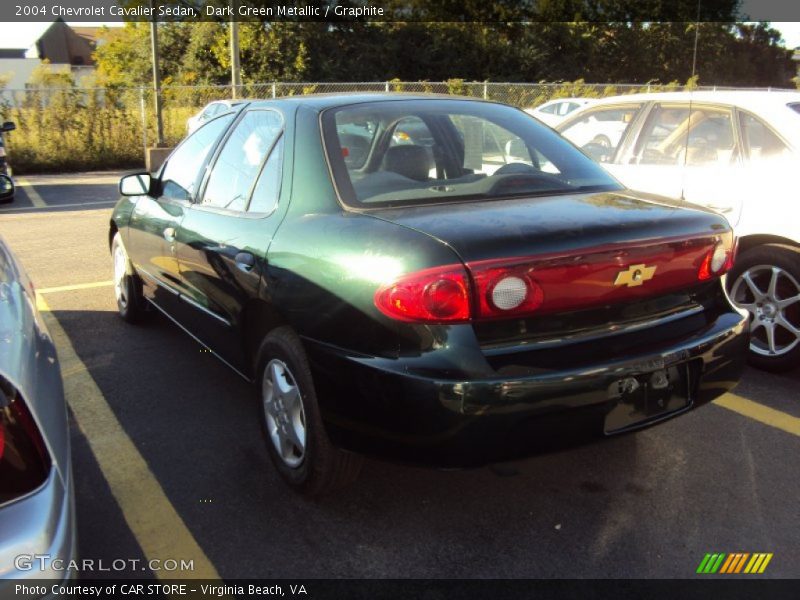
[113,243,129,309]
[262,359,306,468]
[730,264,800,357]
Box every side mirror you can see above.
[0,174,14,201]
[1,122,15,133]
[119,172,152,197]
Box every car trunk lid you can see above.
[369,190,732,346]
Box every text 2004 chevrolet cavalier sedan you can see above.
[109,94,748,494]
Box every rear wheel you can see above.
[111,233,145,323]
[591,134,611,148]
[256,327,362,495]
[728,244,800,372]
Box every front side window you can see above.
[538,103,558,115]
[161,114,234,201]
[201,104,217,119]
[560,102,579,116]
[201,110,283,211]
[323,99,620,208]
[559,104,642,163]
[634,104,736,167]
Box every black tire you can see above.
[111,232,146,323]
[0,170,11,204]
[256,327,363,495]
[728,244,800,372]
[591,134,612,148]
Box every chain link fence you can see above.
[0,80,785,173]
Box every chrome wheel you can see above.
[113,242,129,309]
[731,264,800,357]
[262,359,306,468]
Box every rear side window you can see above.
[201,110,282,211]
[248,135,284,214]
[790,103,800,115]
[739,112,789,161]
[161,114,234,201]
[559,104,641,163]
[322,99,620,208]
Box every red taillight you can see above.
[374,265,471,323]
[698,232,735,281]
[0,379,51,504]
[374,232,734,323]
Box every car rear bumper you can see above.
[305,310,748,466]
[0,465,77,591]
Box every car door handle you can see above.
[235,252,256,272]
[163,227,176,242]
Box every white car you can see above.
[557,91,800,371]
[525,98,597,126]
[186,100,244,134]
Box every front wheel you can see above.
[256,327,363,496]
[728,244,800,372]
[111,233,145,323]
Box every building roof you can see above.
[70,27,103,46]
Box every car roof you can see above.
[585,90,800,113]
[540,97,595,104]
[245,92,491,112]
[559,89,800,147]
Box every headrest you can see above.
[382,145,433,182]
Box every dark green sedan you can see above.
[110,94,748,495]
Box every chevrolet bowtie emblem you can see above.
[614,264,657,287]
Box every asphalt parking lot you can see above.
[1,172,799,580]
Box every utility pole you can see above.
[230,0,241,99]
[149,0,164,146]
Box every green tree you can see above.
[94,24,151,86]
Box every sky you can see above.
[1,20,799,50]
[773,22,800,48]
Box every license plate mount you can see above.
[604,363,691,434]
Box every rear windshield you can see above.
[321,99,622,208]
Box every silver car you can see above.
[0,236,76,590]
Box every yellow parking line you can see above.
[714,393,800,437]
[0,199,116,212]
[37,280,114,295]
[16,176,47,208]
[36,293,221,581]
